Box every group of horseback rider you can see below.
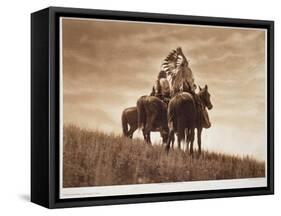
[122,47,212,154]
[150,48,210,129]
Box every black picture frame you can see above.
[31,6,274,209]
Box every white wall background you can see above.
[0,0,279,214]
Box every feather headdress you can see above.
[162,47,196,95]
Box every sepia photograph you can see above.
[59,17,267,198]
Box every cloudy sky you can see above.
[61,18,267,160]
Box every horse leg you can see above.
[144,111,156,144]
[171,133,175,149]
[128,125,136,139]
[189,129,195,155]
[148,111,157,130]
[142,129,148,142]
[147,132,152,144]
[166,130,174,153]
[142,127,152,144]
[131,124,138,139]
[177,130,184,150]
[160,130,165,145]
[185,129,190,153]
[197,127,202,155]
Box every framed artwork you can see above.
[31,7,274,208]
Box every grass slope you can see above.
[63,125,265,187]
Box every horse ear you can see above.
[205,84,208,90]
[199,86,202,91]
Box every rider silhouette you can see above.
[150,70,171,104]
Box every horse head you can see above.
[198,85,213,110]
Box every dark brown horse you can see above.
[185,85,213,154]
[166,85,213,154]
[137,96,169,144]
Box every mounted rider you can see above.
[162,47,211,128]
[150,69,171,105]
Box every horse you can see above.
[187,85,212,154]
[166,85,213,155]
[137,95,169,144]
[121,107,138,138]
[121,106,173,144]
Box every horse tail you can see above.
[166,100,176,153]
[167,100,176,131]
[121,110,129,137]
[137,97,146,130]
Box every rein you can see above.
[196,92,207,127]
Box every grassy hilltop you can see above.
[63,124,265,187]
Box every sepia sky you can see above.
[61,18,266,160]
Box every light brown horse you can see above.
[122,106,172,145]
[122,107,138,138]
